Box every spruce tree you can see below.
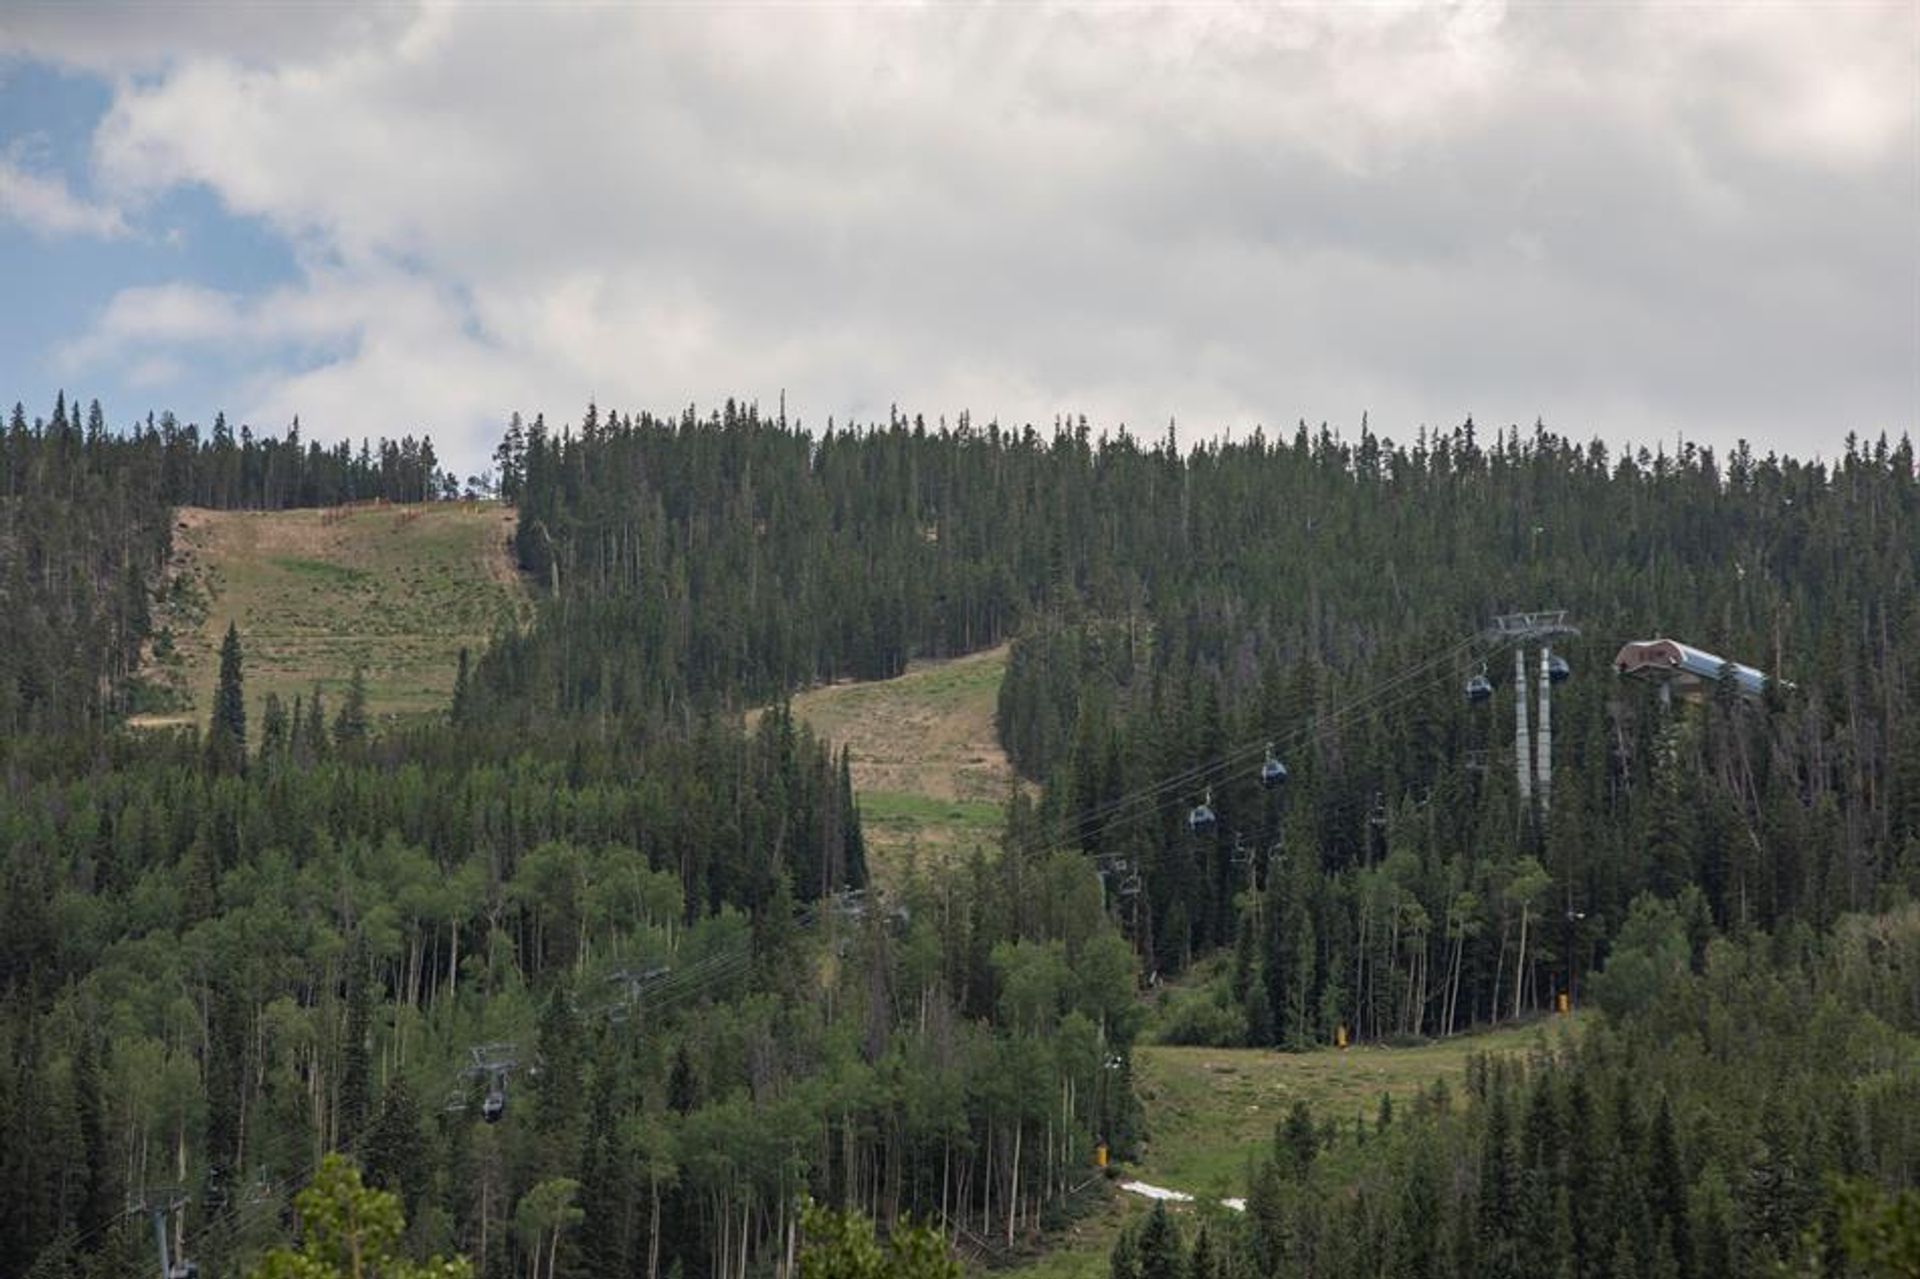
[667,1045,700,1117]
[308,683,331,761]
[531,981,583,1174]
[333,665,370,751]
[1136,1203,1185,1279]
[339,943,373,1148]
[451,646,472,726]
[1277,1101,1317,1182]
[1109,1226,1142,1279]
[1647,1095,1691,1278]
[261,692,289,759]
[206,622,247,775]
[363,1078,425,1217]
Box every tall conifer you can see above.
[206,622,247,775]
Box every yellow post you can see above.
[1095,1143,1109,1169]
[1557,992,1570,1015]
[1335,1023,1349,1050]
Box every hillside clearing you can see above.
[1005,1016,1583,1279]
[771,644,1018,882]
[131,502,530,731]
[1131,1015,1584,1193]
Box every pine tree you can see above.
[667,1045,699,1117]
[451,647,472,726]
[307,683,331,761]
[364,1078,426,1217]
[1110,1226,1142,1279]
[1277,1100,1317,1182]
[260,691,289,759]
[531,981,583,1175]
[333,666,370,751]
[1476,1083,1520,1279]
[339,943,372,1149]
[1647,1095,1691,1278]
[1188,1227,1216,1279]
[1136,1203,1185,1279]
[72,1030,112,1245]
[206,622,248,775]
[840,749,867,888]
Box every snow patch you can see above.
[1118,1181,1246,1212]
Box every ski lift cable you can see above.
[1037,629,1500,854]
[1043,629,1490,846]
[1034,634,1502,864]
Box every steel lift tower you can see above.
[1490,611,1579,817]
[129,1186,197,1279]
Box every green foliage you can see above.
[206,622,248,776]
[1589,894,1689,1019]
[1132,1204,1185,1279]
[249,1154,471,1279]
[797,1201,959,1279]
[1831,1177,1920,1278]
[9,400,1920,1279]
[332,666,370,750]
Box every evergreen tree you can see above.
[531,981,583,1174]
[339,944,373,1149]
[334,665,370,751]
[667,1045,699,1117]
[1136,1203,1185,1279]
[261,691,289,760]
[1277,1101,1317,1182]
[1109,1224,1142,1279]
[451,647,472,726]
[364,1078,426,1217]
[1647,1095,1691,1278]
[206,622,248,775]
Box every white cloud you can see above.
[0,155,125,238]
[32,0,1920,472]
[127,355,185,389]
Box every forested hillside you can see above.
[502,404,1919,1028]
[2,395,470,742]
[4,396,1917,1278]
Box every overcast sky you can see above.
[1,2,1914,477]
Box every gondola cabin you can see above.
[1188,798,1217,833]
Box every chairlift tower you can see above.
[130,1186,197,1279]
[1489,611,1579,818]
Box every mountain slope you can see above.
[133,501,529,729]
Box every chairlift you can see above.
[1465,673,1494,703]
[1187,789,1217,833]
[1259,746,1289,790]
[482,1087,506,1124]
[1547,655,1571,684]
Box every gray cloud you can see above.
[20,1,1917,472]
